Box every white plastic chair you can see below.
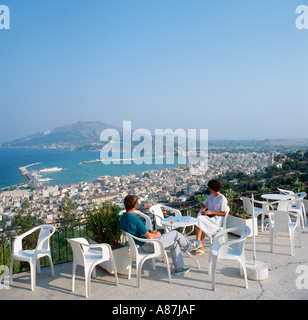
[269,210,302,256]
[241,196,268,232]
[289,192,307,230]
[119,210,153,230]
[197,206,230,244]
[67,238,118,298]
[277,187,299,208]
[208,225,251,291]
[149,204,182,233]
[124,231,171,288]
[263,199,294,231]
[265,197,305,230]
[10,224,55,291]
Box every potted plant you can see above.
[86,203,129,274]
[227,204,258,237]
[224,188,238,214]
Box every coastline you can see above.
[0,147,273,191]
[0,147,186,190]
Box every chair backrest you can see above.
[36,225,56,252]
[269,210,291,233]
[149,204,181,230]
[149,205,165,230]
[222,206,230,229]
[261,202,271,216]
[277,199,293,211]
[277,188,295,195]
[213,225,251,256]
[160,205,182,217]
[240,197,253,214]
[123,232,138,257]
[120,210,153,230]
[13,224,55,254]
[67,238,89,266]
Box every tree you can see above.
[11,198,43,250]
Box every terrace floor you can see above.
[1,222,308,300]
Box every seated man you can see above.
[120,195,201,275]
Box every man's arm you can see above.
[144,230,162,239]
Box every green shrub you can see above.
[86,203,124,249]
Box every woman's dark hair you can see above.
[124,195,138,211]
[207,179,222,192]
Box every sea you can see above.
[0,148,183,189]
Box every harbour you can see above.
[18,163,61,188]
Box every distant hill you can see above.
[0,121,121,150]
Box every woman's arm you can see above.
[204,210,227,217]
[200,203,207,214]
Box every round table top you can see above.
[261,194,294,201]
[161,216,197,228]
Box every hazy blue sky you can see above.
[0,0,307,142]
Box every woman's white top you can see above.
[197,194,228,236]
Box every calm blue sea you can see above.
[0,148,181,189]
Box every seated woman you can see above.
[194,179,228,255]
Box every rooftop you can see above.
[2,227,308,300]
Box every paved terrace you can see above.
[1,224,308,300]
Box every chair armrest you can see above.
[82,242,112,257]
[218,237,246,248]
[253,200,267,205]
[144,239,165,255]
[128,234,165,255]
[212,226,250,247]
[12,226,42,253]
[17,225,41,240]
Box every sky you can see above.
[0,0,307,142]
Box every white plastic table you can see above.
[261,194,294,201]
[161,216,197,230]
[161,216,200,269]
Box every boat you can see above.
[79,159,100,165]
[38,178,53,182]
[39,167,62,173]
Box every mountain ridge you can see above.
[0,121,122,150]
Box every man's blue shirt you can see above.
[120,212,148,246]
